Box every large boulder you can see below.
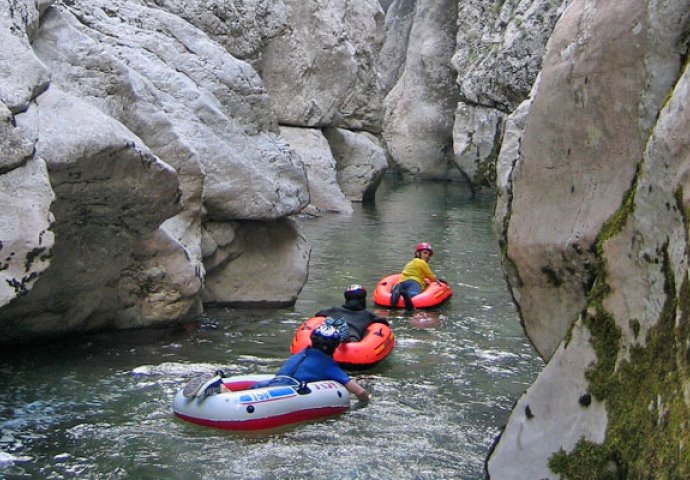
[202,219,310,307]
[3,87,185,340]
[497,0,685,361]
[381,0,461,179]
[257,0,385,131]
[323,127,388,203]
[489,0,690,477]
[0,0,316,341]
[34,1,309,222]
[279,126,353,214]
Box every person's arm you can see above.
[422,261,437,283]
[345,379,370,403]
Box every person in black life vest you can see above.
[314,284,389,343]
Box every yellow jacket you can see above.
[399,258,436,289]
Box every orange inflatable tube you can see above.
[372,273,452,309]
[290,317,395,368]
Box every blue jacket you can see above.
[252,348,350,388]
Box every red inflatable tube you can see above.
[372,273,452,309]
[290,317,395,368]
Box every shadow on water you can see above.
[0,177,543,479]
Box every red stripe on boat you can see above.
[174,406,349,431]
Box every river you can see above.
[0,177,543,479]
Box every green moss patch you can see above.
[551,255,690,478]
[548,176,690,478]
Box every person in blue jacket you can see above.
[190,323,369,402]
[263,323,369,401]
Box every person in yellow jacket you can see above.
[390,242,438,310]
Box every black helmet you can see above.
[344,284,367,301]
[310,323,341,355]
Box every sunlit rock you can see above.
[382,0,461,179]
[0,154,54,307]
[141,0,290,66]
[0,0,320,340]
[502,0,684,361]
[323,127,388,203]
[487,320,607,479]
[280,126,353,214]
[34,1,309,222]
[3,87,183,339]
[258,0,385,131]
[491,0,690,477]
[452,104,504,189]
[0,0,51,113]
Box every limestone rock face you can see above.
[2,87,184,340]
[452,105,504,189]
[202,219,310,307]
[494,97,531,250]
[490,0,690,477]
[382,0,460,179]
[0,1,55,315]
[498,0,684,361]
[323,127,388,203]
[377,0,415,93]
[451,0,568,189]
[488,320,607,479]
[0,0,51,113]
[453,0,568,112]
[279,126,353,214]
[141,0,289,66]
[0,153,54,307]
[0,0,315,341]
[258,0,385,131]
[34,1,309,222]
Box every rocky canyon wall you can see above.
[4,1,690,476]
[490,0,690,477]
[0,0,387,342]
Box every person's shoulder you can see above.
[308,348,329,358]
[289,348,308,359]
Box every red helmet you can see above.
[415,242,433,255]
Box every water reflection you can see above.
[0,177,543,479]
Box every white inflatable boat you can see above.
[172,373,351,431]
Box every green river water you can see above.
[0,177,543,479]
